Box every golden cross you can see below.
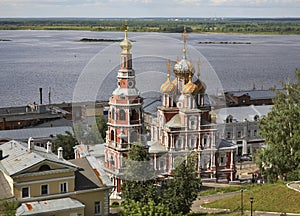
[182,26,188,55]
[197,58,201,79]
[167,59,171,78]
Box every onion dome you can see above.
[194,79,206,94]
[173,26,195,79]
[160,59,176,94]
[182,74,197,95]
[174,57,195,79]
[160,79,176,95]
[120,30,132,54]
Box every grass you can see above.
[200,184,256,196]
[203,183,300,214]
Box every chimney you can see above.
[39,88,43,105]
[46,141,52,153]
[28,137,34,150]
[58,147,63,159]
[0,149,3,160]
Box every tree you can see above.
[54,131,78,160]
[121,199,173,216]
[73,115,107,145]
[121,142,158,205]
[162,153,201,215]
[256,69,300,182]
[0,199,19,216]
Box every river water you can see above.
[0,30,299,107]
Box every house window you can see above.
[41,184,49,195]
[60,182,68,193]
[22,187,30,198]
[94,201,101,216]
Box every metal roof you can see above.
[226,89,281,100]
[69,157,104,190]
[165,114,182,128]
[0,126,73,140]
[0,140,77,176]
[16,198,85,215]
[215,105,272,123]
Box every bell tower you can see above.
[104,26,143,196]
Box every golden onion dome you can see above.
[194,78,206,94]
[182,75,198,95]
[160,59,176,95]
[120,30,132,54]
[160,79,176,95]
[173,56,195,79]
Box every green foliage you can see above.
[121,142,158,205]
[1,18,300,34]
[0,199,19,216]
[256,69,300,182]
[121,199,173,216]
[54,131,78,160]
[204,183,300,213]
[73,115,107,145]
[162,153,201,215]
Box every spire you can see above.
[197,58,201,80]
[182,26,188,58]
[120,20,132,54]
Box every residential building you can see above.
[0,140,112,216]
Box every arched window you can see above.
[226,115,233,123]
[39,165,50,171]
[131,109,139,120]
[111,108,115,120]
[110,130,115,141]
[254,115,259,121]
[119,109,126,121]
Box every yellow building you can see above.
[0,140,113,216]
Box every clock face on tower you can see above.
[128,80,134,88]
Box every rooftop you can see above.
[16,197,85,216]
[0,140,76,177]
[0,126,73,141]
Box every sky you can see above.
[0,0,300,18]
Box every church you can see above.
[103,27,237,197]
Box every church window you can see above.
[130,131,138,142]
[237,131,242,138]
[254,129,257,136]
[119,109,126,121]
[219,153,227,166]
[254,115,259,121]
[110,130,115,141]
[226,115,233,123]
[111,108,115,120]
[176,137,182,150]
[128,59,132,68]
